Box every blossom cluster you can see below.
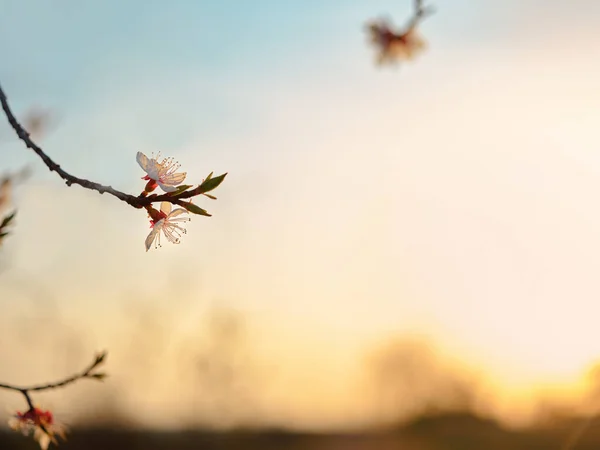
[136,151,225,252]
[4,351,107,449]
[366,18,427,66]
[137,151,191,251]
[9,408,66,450]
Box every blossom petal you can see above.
[138,152,162,180]
[145,221,163,251]
[136,152,151,172]
[147,166,161,180]
[8,417,22,431]
[167,208,189,219]
[161,172,187,186]
[35,430,50,450]
[54,424,67,440]
[156,181,179,193]
[160,202,172,215]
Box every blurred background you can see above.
[1,0,600,448]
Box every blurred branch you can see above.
[0,83,226,211]
[1,165,32,185]
[0,351,108,410]
[0,167,30,246]
[404,0,435,32]
[0,166,30,211]
[0,211,16,244]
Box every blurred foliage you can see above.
[366,337,480,425]
[3,411,600,450]
[0,106,53,249]
[0,167,30,249]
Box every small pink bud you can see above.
[144,179,158,193]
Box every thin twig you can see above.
[404,0,435,32]
[0,84,140,206]
[0,84,226,211]
[0,351,107,408]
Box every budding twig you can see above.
[0,84,226,210]
[0,351,108,409]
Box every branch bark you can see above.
[0,351,108,408]
[0,83,226,211]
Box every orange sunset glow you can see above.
[2,1,600,449]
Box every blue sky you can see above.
[2,0,587,176]
[2,0,600,430]
[0,0,537,190]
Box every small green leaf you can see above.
[169,184,193,196]
[197,173,227,195]
[0,211,16,228]
[182,202,212,216]
[93,351,108,367]
[89,372,108,381]
[203,193,217,200]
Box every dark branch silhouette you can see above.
[0,351,108,410]
[0,84,226,213]
[0,352,105,447]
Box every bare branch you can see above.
[0,84,142,205]
[0,351,108,398]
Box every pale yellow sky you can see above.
[1,1,600,432]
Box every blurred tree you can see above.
[366,337,478,425]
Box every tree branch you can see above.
[404,0,435,32]
[0,84,142,206]
[0,351,108,406]
[0,83,226,212]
